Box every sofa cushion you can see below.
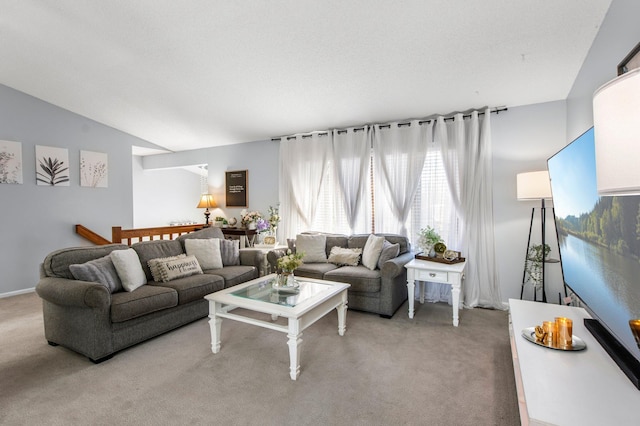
[185,238,223,270]
[43,244,129,279]
[148,254,186,282]
[377,240,400,269]
[156,255,203,282]
[149,273,224,305]
[296,234,328,263]
[293,262,339,280]
[132,240,184,281]
[328,247,362,266]
[362,234,386,270]
[69,254,123,293]
[110,248,147,292]
[204,265,259,288]
[220,239,240,266]
[110,285,178,323]
[324,265,382,293]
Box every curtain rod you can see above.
[271,107,508,141]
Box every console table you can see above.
[220,227,257,248]
[508,299,640,425]
[404,258,466,326]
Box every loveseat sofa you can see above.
[36,227,260,362]
[267,233,413,317]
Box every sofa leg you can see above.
[90,353,114,364]
[379,314,392,319]
[47,341,59,346]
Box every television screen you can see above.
[548,127,640,367]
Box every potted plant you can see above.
[418,226,443,257]
[276,250,305,287]
[524,243,551,289]
[214,216,225,227]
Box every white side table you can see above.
[404,258,466,326]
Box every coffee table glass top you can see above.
[231,277,331,307]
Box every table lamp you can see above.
[197,194,217,226]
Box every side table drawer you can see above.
[415,269,449,283]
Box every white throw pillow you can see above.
[296,234,327,263]
[110,248,147,292]
[156,255,203,282]
[328,246,362,266]
[362,234,386,270]
[185,238,223,270]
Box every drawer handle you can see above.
[429,273,436,277]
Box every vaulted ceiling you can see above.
[1,1,612,152]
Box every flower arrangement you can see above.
[256,218,269,232]
[268,204,280,231]
[240,210,263,227]
[277,250,304,273]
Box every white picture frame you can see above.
[0,140,23,184]
[80,150,108,188]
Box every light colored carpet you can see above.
[0,292,519,425]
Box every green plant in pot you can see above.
[418,226,443,257]
[524,243,551,289]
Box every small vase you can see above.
[286,272,296,287]
[248,222,256,230]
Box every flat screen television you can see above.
[547,127,640,388]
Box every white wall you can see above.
[492,101,567,305]
[132,157,203,227]
[0,84,162,296]
[140,140,280,226]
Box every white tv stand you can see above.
[508,299,640,425]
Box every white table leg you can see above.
[451,280,461,327]
[287,319,303,380]
[208,301,222,353]
[407,273,416,319]
[336,291,348,336]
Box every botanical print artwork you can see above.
[0,140,23,184]
[80,150,108,188]
[36,145,70,186]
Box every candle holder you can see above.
[556,317,573,349]
[543,321,557,346]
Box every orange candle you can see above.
[543,321,557,346]
[556,317,573,348]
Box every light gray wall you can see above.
[0,84,160,296]
[132,157,203,228]
[141,140,280,225]
[492,101,567,305]
[566,0,640,139]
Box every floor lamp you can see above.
[517,171,553,302]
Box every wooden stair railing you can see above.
[75,224,112,245]
[112,224,205,246]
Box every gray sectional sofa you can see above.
[36,227,260,362]
[267,233,413,317]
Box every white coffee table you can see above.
[205,274,350,380]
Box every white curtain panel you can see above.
[279,133,331,238]
[331,127,371,234]
[438,110,503,309]
[372,120,428,236]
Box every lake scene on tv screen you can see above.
[548,127,640,360]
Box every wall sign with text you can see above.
[225,170,247,207]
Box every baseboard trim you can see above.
[0,287,35,299]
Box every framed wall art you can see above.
[225,170,247,207]
[35,145,70,186]
[80,150,108,188]
[0,140,23,184]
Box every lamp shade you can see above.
[197,194,217,209]
[517,171,552,200]
[593,67,640,196]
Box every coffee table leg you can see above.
[208,301,222,353]
[287,320,302,380]
[336,291,348,336]
[407,277,415,319]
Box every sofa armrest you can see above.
[381,251,415,279]
[266,248,288,272]
[239,250,262,270]
[36,277,110,309]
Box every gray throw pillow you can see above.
[70,254,123,293]
[296,234,327,263]
[377,240,400,269]
[220,238,240,266]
